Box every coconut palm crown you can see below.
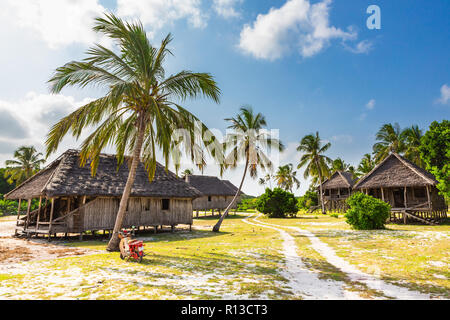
[45,13,221,251]
[5,146,45,186]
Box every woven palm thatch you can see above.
[186,175,239,196]
[5,149,202,200]
[354,153,438,189]
[321,171,355,189]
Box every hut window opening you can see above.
[144,199,150,211]
[208,196,212,202]
[341,188,349,195]
[162,199,170,210]
[413,187,426,199]
[324,190,330,196]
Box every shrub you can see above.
[330,213,339,218]
[344,192,390,230]
[237,198,258,212]
[256,188,298,218]
[297,190,318,210]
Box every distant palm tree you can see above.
[274,164,300,192]
[181,168,193,179]
[401,125,424,167]
[46,13,221,251]
[331,158,356,178]
[297,132,331,214]
[213,107,284,232]
[258,173,273,188]
[357,153,375,177]
[5,146,45,186]
[373,123,405,163]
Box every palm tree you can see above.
[45,13,221,251]
[373,123,405,163]
[297,132,331,214]
[274,164,300,192]
[356,153,375,177]
[212,106,284,232]
[258,173,273,188]
[180,168,193,179]
[401,125,424,167]
[4,146,45,185]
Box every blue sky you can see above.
[0,0,448,196]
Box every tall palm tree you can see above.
[46,13,221,251]
[356,153,375,177]
[373,123,405,163]
[401,125,424,167]
[4,146,45,185]
[180,168,193,179]
[274,164,300,192]
[297,132,331,214]
[213,106,284,232]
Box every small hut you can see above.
[5,149,202,239]
[185,175,241,217]
[353,153,447,224]
[320,171,355,212]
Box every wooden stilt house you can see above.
[5,149,202,239]
[353,153,447,224]
[185,175,241,217]
[319,171,355,212]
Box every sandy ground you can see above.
[0,219,98,273]
[250,214,436,300]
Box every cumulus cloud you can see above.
[238,0,356,60]
[213,0,242,19]
[0,110,29,139]
[344,39,374,54]
[366,99,376,110]
[0,0,107,49]
[436,84,450,105]
[117,0,207,37]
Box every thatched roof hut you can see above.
[7,149,202,239]
[321,171,355,190]
[186,175,241,212]
[319,171,355,212]
[354,153,446,216]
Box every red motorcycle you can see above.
[118,227,144,263]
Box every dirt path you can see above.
[243,213,362,299]
[0,219,99,273]
[252,215,433,300]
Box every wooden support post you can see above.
[426,185,431,210]
[15,199,22,236]
[404,187,408,209]
[171,225,175,232]
[48,198,55,241]
[381,188,385,202]
[189,224,192,232]
[403,211,407,224]
[25,199,32,230]
[36,196,42,231]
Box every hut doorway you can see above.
[393,188,405,207]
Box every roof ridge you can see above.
[392,153,436,185]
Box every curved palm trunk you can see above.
[107,121,145,251]
[213,158,249,232]
[315,158,326,215]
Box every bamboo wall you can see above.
[192,195,238,211]
[66,196,193,232]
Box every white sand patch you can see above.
[432,274,447,280]
[428,261,448,268]
[243,214,361,300]
[254,217,435,300]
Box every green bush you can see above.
[237,198,258,212]
[330,213,339,218]
[297,189,319,210]
[256,188,298,218]
[344,192,390,230]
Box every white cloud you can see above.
[0,0,107,49]
[331,134,353,144]
[345,39,373,54]
[213,0,242,19]
[238,0,356,60]
[117,0,207,36]
[0,92,95,164]
[366,99,376,110]
[436,84,450,105]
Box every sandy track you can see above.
[252,215,434,300]
[243,213,362,299]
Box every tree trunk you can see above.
[106,118,145,251]
[213,158,249,232]
[316,158,326,215]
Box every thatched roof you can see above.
[5,149,202,200]
[321,171,355,189]
[354,153,438,189]
[222,180,243,195]
[186,175,238,196]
